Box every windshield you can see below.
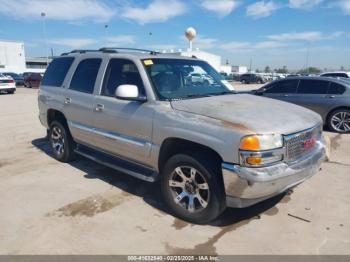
[143,58,234,100]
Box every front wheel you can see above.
[49,121,76,162]
[160,154,225,224]
[327,109,350,133]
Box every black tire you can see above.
[327,109,350,133]
[25,82,32,88]
[49,121,76,162]
[7,91,15,94]
[160,153,225,224]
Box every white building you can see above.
[0,40,26,73]
[232,65,248,74]
[171,50,222,72]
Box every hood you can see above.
[170,94,322,135]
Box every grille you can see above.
[284,126,321,163]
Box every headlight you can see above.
[239,134,284,167]
[239,134,283,151]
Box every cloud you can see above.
[105,35,135,46]
[47,38,98,48]
[219,40,288,52]
[122,0,186,24]
[329,0,350,15]
[246,1,279,19]
[288,0,323,9]
[200,0,239,17]
[266,31,346,41]
[0,0,115,22]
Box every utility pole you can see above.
[41,12,49,66]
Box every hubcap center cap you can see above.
[185,181,197,194]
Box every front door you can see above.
[92,58,154,165]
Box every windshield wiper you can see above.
[208,91,236,96]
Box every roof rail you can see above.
[60,49,100,56]
[99,47,158,55]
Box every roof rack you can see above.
[99,47,159,55]
[60,47,159,56]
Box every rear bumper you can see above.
[222,141,326,208]
[0,87,16,92]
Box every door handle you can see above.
[283,94,289,97]
[328,95,335,99]
[64,97,71,104]
[95,104,104,112]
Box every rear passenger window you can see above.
[101,59,145,97]
[265,80,298,93]
[297,80,329,94]
[328,82,346,94]
[41,57,74,87]
[69,59,102,93]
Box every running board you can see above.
[74,145,158,182]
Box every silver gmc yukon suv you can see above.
[38,48,326,223]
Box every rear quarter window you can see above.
[41,57,74,87]
[328,82,346,94]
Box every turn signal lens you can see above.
[240,135,260,151]
[246,156,262,165]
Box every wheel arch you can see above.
[158,137,223,173]
[47,109,68,128]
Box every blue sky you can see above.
[0,0,349,70]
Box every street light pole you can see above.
[41,12,49,67]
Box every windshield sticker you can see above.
[143,60,153,65]
[221,80,234,90]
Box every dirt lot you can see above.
[0,88,349,255]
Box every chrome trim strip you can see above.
[68,121,149,147]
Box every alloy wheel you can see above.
[51,126,65,156]
[331,111,350,132]
[169,166,210,213]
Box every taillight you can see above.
[8,80,15,83]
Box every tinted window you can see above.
[101,59,145,97]
[297,80,329,94]
[41,57,74,87]
[265,80,298,93]
[69,59,101,93]
[323,73,348,78]
[328,82,346,94]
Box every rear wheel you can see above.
[49,121,76,162]
[160,153,225,224]
[327,109,350,133]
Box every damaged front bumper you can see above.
[222,141,326,208]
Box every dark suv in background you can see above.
[24,72,43,88]
[240,73,267,84]
[252,77,350,133]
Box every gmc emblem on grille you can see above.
[303,138,316,150]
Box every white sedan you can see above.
[0,73,16,94]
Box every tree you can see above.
[256,69,261,73]
[297,67,321,74]
[264,66,271,73]
[340,66,345,71]
[275,66,288,74]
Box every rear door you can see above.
[63,57,102,147]
[292,79,330,117]
[92,58,154,165]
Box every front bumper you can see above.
[222,141,326,208]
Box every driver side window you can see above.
[101,59,145,97]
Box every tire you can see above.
[160,153,225,224]
[327,109,350,133]
[7,91,15,94]
[241,80,246,84]
[49,121,76,162]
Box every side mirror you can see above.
[115,84,147,102]
[255,88,265,95]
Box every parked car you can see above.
[240,73,267,84]
[38,48,326,223]
[252,77,350,133]
[0,73,16,94]
[24,72,43,88]
[2,72,25,86]
[320,71,350,79]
